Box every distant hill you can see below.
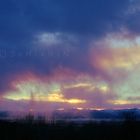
[0,108,140,121]
[52,108,140,121]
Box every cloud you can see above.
[0,0,133,47]
[35,32,78,47]
[1,0,140,111]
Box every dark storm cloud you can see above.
[0,0,140,94]
[0,0,131,47]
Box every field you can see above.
[0,119,140,140]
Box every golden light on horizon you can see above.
[66,99,86,104]
[4,92,86,104]
[76,107,84,110]
[89,108,104,111]
[47,93,86,104]
[108,100,131,105]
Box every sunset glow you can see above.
[1,0,140,113]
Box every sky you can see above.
[0,0,140,113]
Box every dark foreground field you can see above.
[0,120,140,140]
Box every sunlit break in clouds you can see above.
[1,0,140,113]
